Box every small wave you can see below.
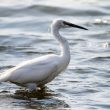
[0,65,14,70]
[86,31,110,40]
[94,18,110,25]
[25,5,109,16]
[0,4,108,17]
[86,56,110,63]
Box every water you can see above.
[0,0,110,110]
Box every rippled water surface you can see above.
[0,0,110,110]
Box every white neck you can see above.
[51,26,70,63]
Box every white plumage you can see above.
[0,19,87,91]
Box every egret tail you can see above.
[0,73,8,82]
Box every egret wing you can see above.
[5,55,59,84]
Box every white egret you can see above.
[0,19,88,91]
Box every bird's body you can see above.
[0,19,87,91]
[1,54,69,86]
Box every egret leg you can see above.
[26,83,37,92]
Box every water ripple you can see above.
[0,0,110,110]
[0,4,109,17]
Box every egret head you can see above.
[51,19,88,30]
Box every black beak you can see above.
[63,21,88,30]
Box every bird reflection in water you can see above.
[14,86,53,99]
[12,87,69,109]
[0,86,69,109]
